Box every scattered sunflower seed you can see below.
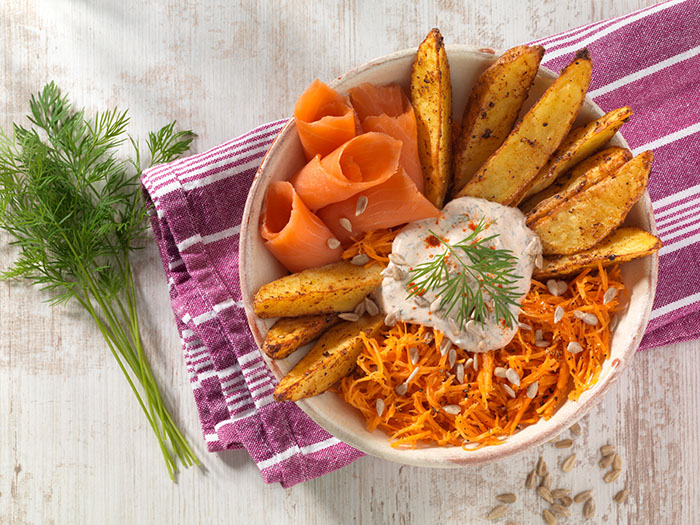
[327,238,341,250]
[389,252,407,266]
[554,439,573,449]
[566,341,583,354]
[542,508,557,525]
[395,382,408,396]
[535,253,543,269]
[440,338,451,356]
[351,253,370,265]
[546,279,560,296]
[535,329,543,341]
[583,498,595,519]
[599,454,614,469]
[503,384,516,398]
[540,472,551,490]
[409,346,419,365]
[551,503,570,517]
[569,423,581,436]
[537,485,554,504]
[574,490,592,503]
[518,322,533,331]
[448,348,457,368]
[487,505,508,521]
[600,444,615,456]
[494,367,507,378]
[559,495,573,507]
[456,363,465,383]
[573,310,586,320]
[603,286,618,305]
[526,469,538,489]
[473,353,479,371]
[338,217,353,232]
[339,312,360,322]
[443,404,461,415]
[448,317,459,335]
[423,332,434,344]
[414,294,430,307]
[506,368,521,387]
[364,297,379,316]
[535,340,550,348]
[527,381,539,399]
[496,493,517,504]
[429,297,442,313]
[392,265,407,281]
[537,456,548,476]
[561,453,577,472]
[557,281,567,295]
[613,453,622,471]
[355,195,368,216]
[583,313,598,326]
[375,398,385,417]
[604,469,621,483]
[610,315,619,331]
[406,367,420,384]
[353,301,366,316]
[551,488,571,499]
[553,305,565,323]
[614,487,629,504]
[384,310,399,326]
[465,358,474,370]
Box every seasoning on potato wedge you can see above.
[411,28,452,208]
[534,227,662,278]
[456,49,592,206]
[452,44,544,196]
[273,315,385,402]
[262,314,340,359]
[524,146,633,223]
[531,151,653,255]
[523,106,633,199]
[253,261,383,318]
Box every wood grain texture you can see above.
[1,1,698,523]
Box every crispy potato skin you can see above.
[411,28,452,208]
[253,261,383,318]
[456,49,593,206]
[262,314,340,359]
[523,106,633,199]
[534,227,662,278]
[531,151,653,255]
[273,315,385,401]
[523,146,633,223]
[452,45,544,196]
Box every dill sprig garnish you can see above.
[406,220,522,328]
[0,82,198,479]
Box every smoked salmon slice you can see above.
[291,132,402,210]
[294,79,358,161]
[349,82,405,121]
[317,169,440,243]
[260,181,342,272]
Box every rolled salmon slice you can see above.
[349,82,405,120]
[291,132,402,210]
[294,79,358,161]
[317,169,440,243]
[260,181,343,272]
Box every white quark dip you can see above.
[377,196,541,353]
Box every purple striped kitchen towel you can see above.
[141,0,700,486]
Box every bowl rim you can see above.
[239,45,659,467]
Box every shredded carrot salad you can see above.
[342,228,398,265]
[338,264,624,448]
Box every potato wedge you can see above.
[456,49,592,205]
[452,45,544,196]
[531,151,653,255]
[262,314,340,359]
[273,315,385,401]
[523,106,633,199]
[524,146,633,224]
[253,261,383,318]
[534,227,662,279]
[411,28,452,208]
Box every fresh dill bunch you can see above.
[0,82,197,479]
[406,220,522,328]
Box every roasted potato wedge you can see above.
[534,227,662,278]
[262,314,340,359]
[456,49,592,206]
[523,106,633,199]
[253,261,383,318]
[452,45,544,196]
[524,147,633,224]
[531,151,653,255]
[411,28,452,208]
[273,315,385,401]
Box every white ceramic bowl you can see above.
[239,46,658,467]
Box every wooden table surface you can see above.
[2,1,698,523]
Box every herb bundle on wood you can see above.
[0,83,198,479]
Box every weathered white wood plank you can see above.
[3,1,698,524]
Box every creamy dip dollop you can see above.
[377,196,541,353]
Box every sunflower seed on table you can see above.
[604,468,621,483]
[406,367,419,383]
[395,382,408,396]
[392,265,407,281]
[540,472,551,489]
[600,444,615,456]
[614,487,629,504]
[443,404,461,415]
[583,498,595,519]
[557,281,567,295]
[384,310,399,326]
[574,490,592,503]
[355,195,368,216]
[448,348,457,368]
[409,346,419,365]
[353,301,366,316]
[351,253,370,265]
[327,238,341,250]
[551,503,570,517]
[364,297,379,316]
[553,305,565,323]
[536,456,548,476]
[537,485,554,504]
[414,294,430,307]
[506,368,521,387]
[583,313,598,326]
[518,321,533,331]
[388,252,407,266]
[527,381,539,399]
[599,454,614,469]
[503,384,516,398]
[569,422,581,436]
[551,488,571,499]
[375,398,385,417]
[613,453,622,471]
[338,217,353,232]
[456,363,465,383]
[559,495,573,507]
[546,279,560,296]
[566,341,583,354]
[535,340,550,348]
[429,297,442,313]
[604,286,619,304]
[339,312,360,322]
[487,505,508,520]
[496,493,517,504]
[561,453,577,472]
[494,367,507,378]
[542,508,557,525]
[526,469,538,489]
[554,439,573,449]
[535,253,543,269]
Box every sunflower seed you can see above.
[506,368,521,387]
[456,363,465,383]
[477,340,486,352]
[327,238,341,250]
[465,358,474,370]
[473,353,479,371]
[503,384,516,398]
[583,313,598,326]
[364,297,379,316]
[392,265,407,281]
[546,279,560,296]
[569,423,581,436]
[443,404,461,415]
[422,332,434,344]
[600,444,615,456]
[389,252,407,266]
[413,295,430,307]
[518,322,533,331]
[487,505,508,520]
[380,266,391,276]
[599,454,614,469]
[559,495,573,507]
[610,314,619,331]
[464,319,475,332]
[535,253,544,269]
[494,367,507,378]
[614,487,629,504]
[554,439,573,449]
[604,286,619,305]
[557,281,568,295]
[429,297,442,313]
[526,469,537,489]
[574,490,592,503]
[542,508,557,525]
[551,488,571,499]
[339,312,360,322]
[551,503,569,517]
[604,469,621,483]
[353,301,366,316]
[351,253,370,265]
[535,340,550,348]
[583,498,595,518]
[537,456,548,476]
[448,348,457,368]
[409,346,419,365]
[554,305,565,323]
[339,217,353,232]
[561,453,577,472]
[613,453,622,471]
[535,329,543,341]
[384,310,399,326]
[566,341,583,354]
[527,381,539,399]
[395,382,408,396]
[537,485,554,504]
[448,317,459,335]
[573,309,586,320]
[496,492,517,504]
[375,398,385,417]
[355,195,368,216]
[406,367,419,383]
[540,472,551,489]
[440,338,451,356]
